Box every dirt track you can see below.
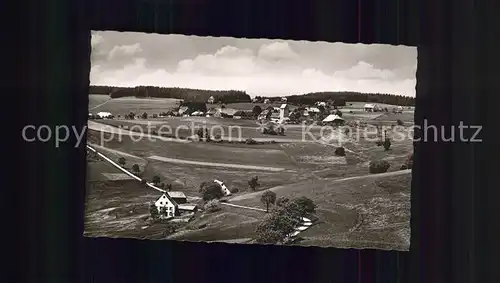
[230,169,412,201]
[148,155,286,172]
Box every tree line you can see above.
[89,85,251,104]
[254,91,415,106]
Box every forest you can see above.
[89,86,415,106]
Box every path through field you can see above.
[89,99,111,110]
[148,155,287,172]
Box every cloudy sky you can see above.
[90,31,417,97]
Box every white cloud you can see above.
[257,41,299,61]
[107,43,143,60]
[334,61,396,80]
[91,39,416,97]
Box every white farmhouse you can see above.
[154,193,178,218]
[207,96,215,104]
[364,104,375,112]
[214,179,232,196]
[96,111,113,118]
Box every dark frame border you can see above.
[15,0,493,282]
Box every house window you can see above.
[160,202,163,205]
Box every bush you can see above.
[400,164,408,170]
[335,147,346,156]
[204,199,221,213]
[230,187,239,194]
[396,119,404,126]
[118,157,126,167]
[246,138,257,145]
[132,164,140,174]
[376,140,383,146]
[369,160,391,174]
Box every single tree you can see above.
[383,138,391,150]
[132,164,140,174]
[152,175,161,185]
[261,190,277,212]
[140,179,147,185]
[292,196,317,214]
[158,183,165,190]
[166,183,173,192]
[248,176,260,191]
[149,202,159,220]
[118,157,126,167]
[199,182,224,201]
[396,119,404,126]
[141,112,148,119]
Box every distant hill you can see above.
[254,91,415,106]
[89,85,251,104]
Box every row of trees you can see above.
[89,85,251,103]
[284,91,415,106]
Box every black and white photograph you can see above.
[85,31,416,250]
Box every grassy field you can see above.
[88,94,112,109]
[88,96,181,114]
[94,117,333,142]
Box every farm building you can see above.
[207,96,215,104]
[167,191,187,204]
[364,104,375,112]
[233,110,252,119]
[216,108,238,118]
[315,101,327,107]
[96,111,113,119]
[178,106,189,115]
[280,104,290,120]
[264,98,270,104]
[281,97,288,102]
[214,179,232,196]
[257,109,272,121]
[177,204,197,212]
[322,114,345,126]
[205,108,218,117]
[190,111,205,116]
[154,193,178,218]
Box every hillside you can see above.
[284,91,415,106]
[89,85,251,104]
